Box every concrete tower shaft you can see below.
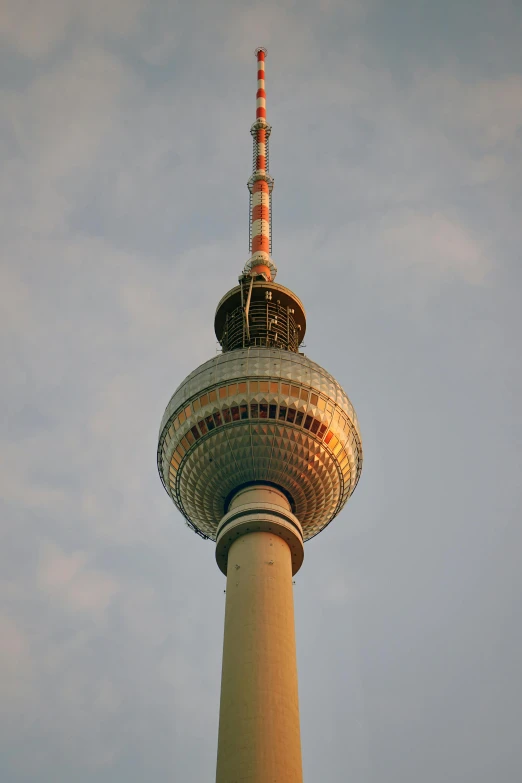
[216,486,303,783]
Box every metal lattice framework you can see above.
[248,122,273,256]
[243,48,277,280]
[221,300,299,352]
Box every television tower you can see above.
[157,48,363,783]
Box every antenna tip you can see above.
[255,47,267,58]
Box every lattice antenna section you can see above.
[243,48,277,281]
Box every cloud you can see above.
[38,543,119,613]
[0,614,31,681]
[0,2,521,782]
[1,48,131,235]
[413,71,522,147]
[379,209,490,286]
[0,0,146,58]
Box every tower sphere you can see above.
[157,346,362,542]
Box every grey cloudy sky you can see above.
[1,1,521,781]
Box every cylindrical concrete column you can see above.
[215,485,304,783]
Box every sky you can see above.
[1,1,521,781]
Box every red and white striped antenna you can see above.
[243,47,277,281]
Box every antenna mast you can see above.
[243,47,277,281]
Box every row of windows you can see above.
[175,380,333,421]
[166,397,356,481]
[162,380,353,454]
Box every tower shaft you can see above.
[216,486,303,783]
